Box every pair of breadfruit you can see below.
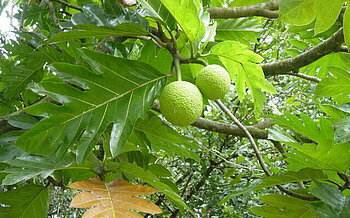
[159,65,231,126]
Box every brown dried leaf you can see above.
[69,177,162,217]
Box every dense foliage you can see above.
[0,0,350,217]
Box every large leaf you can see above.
[215,18,262,45]
[271,114,334,143]
[159,0,205,42]
[48,23,149,42]
[0,185,49,218]
[138,0,177,29]
[301,52,350,78]
[1,155,73,185]
[286,140,350,173]
[134,113,201,161]
[16,49,166,163]
[280,0,316,26]
[210,41,276,116]
[220,168,327,203]
[314,0,345,35]
[69,177,162,217]
[316,67,350,104]
[280,0,345,35]
[309,181,350,217]
[250,194,320,218]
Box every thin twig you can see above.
[45,0,59,28]
[216,100,271,176]
[284,71,321,83]
[47,176,68,188]
[215,99,318,201]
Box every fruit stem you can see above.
[174,58,182,81]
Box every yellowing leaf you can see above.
[69,177,162,217]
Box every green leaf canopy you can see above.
[16,49,166,163]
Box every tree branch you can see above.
[261,28,344,77]
[208,1,279,19]
[47,176,68,188]
[45,0,59,28]
[152,101,270,139]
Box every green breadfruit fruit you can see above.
[159,81,203,126]
[196,65,231,100]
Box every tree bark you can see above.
[261,28,344,77]
[208,1,279,19]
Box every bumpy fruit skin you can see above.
[159,81,203,126]
[196,65,231,100]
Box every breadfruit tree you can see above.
[0,0,350,217]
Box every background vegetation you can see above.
[0,0,350,217]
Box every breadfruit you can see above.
[159,81,203,126]
[196,65,231,100]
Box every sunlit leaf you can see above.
[216,18,263,45]
[271,114,334,143]
[210,41,276,116]
[286,140,350,173]
[280,0,346,35]
[159,0,205,42]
